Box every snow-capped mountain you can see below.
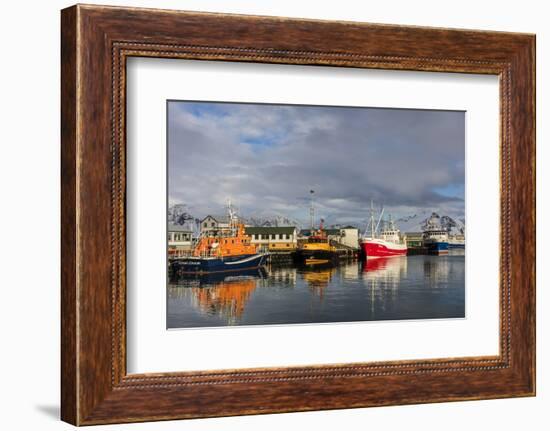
[395,210,465,235]
[168,204,302,229]
[245,215,303,228]
[168,204,463,234]
[167,204,200,231]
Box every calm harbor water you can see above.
[167,251,465,329]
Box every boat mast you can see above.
[227,199,237,235]
[370,200,375,239]
[375,206,385,234]
[310,189,315,231]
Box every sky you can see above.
[168,101,465,228]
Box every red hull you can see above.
[361,240,407,258]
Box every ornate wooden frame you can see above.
[61,4,536,425]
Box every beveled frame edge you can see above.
[61,4,535,425]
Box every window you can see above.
[271,234,275,240]
[203,222,207,228]
[211,222,215,227]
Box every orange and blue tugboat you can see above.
[171,204,267,275]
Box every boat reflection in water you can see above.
[170,267,267,286]
[168,255,465,328]
[363,256,406,272]
[169,268,267,325]
[300,263,336,299]
[422,248,463,287]
[361,256,408,317]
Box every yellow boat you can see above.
[297,220,338,265]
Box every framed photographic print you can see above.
[61,4,535,425]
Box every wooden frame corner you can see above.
[61,4,535,425]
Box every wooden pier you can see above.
[266,251,295,265]
[329,240,359,259]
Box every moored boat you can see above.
[296,219,338,265]
[360,203,407,258]
[422,213,449,255]
[170,203,267,275]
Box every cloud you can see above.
[168,101,465,227]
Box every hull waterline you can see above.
[171,253,268,275]
[426,241,449,255]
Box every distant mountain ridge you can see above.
[167,204,196,226]
[246,215,303,228]
[395,210,465,235]
[168,204,464,235]
[168,204,303,229]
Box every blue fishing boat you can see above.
[422,213,449,255]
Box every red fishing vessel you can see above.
[360,203,407,258]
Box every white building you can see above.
[336,226,360,250]
[200,215,231,233]
[168,224,193,257]
[244,226,298,251]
